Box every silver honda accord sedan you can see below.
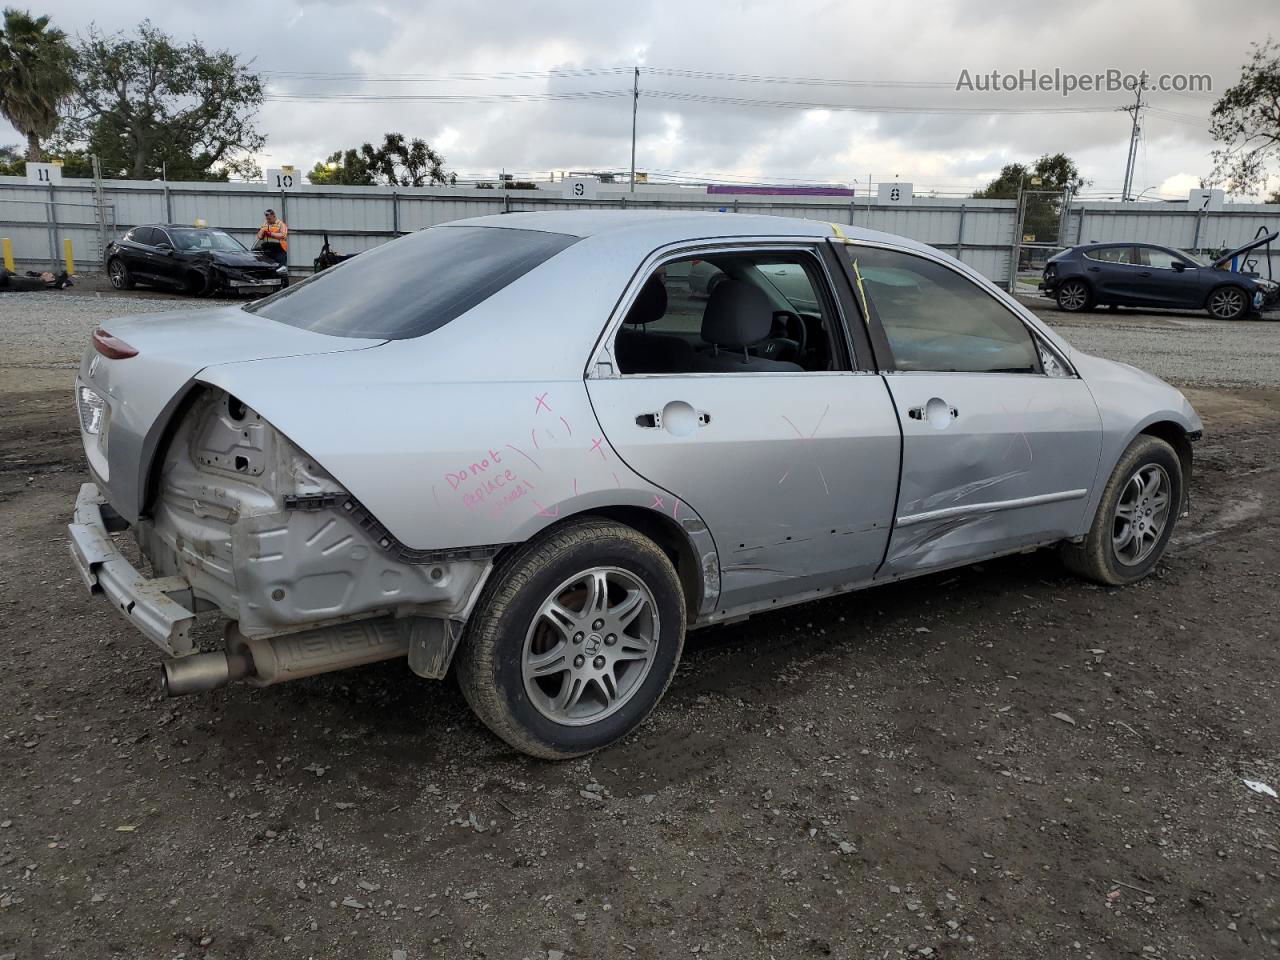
[68,211,1202,758]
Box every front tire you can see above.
[1056,279,1093,313]
[1060,435,1182,586]
[455,518,686,759]
[1207,285,1248,321]
[107,257,133,290]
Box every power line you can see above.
[644,89,1120,115]
[263,89,631,103]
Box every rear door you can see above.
[837,243,1103,577]
[126,227,162,282]
[588,240,902,612]
[1082,245,1139,303]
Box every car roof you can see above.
[445,209,919,250]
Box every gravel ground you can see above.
[1022,297,1280,389]
[0,293,219,380]
[1,291,1278,960]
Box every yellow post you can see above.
[63,237,74,275]
[1,237,13,272]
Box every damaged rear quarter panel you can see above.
[192,320,721,613]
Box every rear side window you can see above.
[1083,246,1135,264]
[246,226,578,339]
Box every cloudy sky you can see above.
[6,0,1271,198]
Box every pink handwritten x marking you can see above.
[779,405,831,496]
[651,494,665,510]
[590,437,606,461]
[534,392,551,414]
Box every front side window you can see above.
[1083,246,1135,264]
[171,228,246,253]
[614,248,847,375]
[1136,247,1184,270]
[247,226,578,340]
[846,246,1039,374]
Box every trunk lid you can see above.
[79,304,384,521]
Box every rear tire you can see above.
[1056,279,1093,313]
[107,257,133,290]
[455,518,686,759]
[1060,435,1182,586]
[1207,284,1248,321]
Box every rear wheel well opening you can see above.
[1139,420,1194,488]
[491,507,705,625]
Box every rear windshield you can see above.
[245,225,578,339]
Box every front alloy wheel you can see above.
[1060,434,1183,586]
[1111,464,1171,566]
[1207,286,1247,321]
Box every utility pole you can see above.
[1120,82,1145,202]
[630,66,639,193]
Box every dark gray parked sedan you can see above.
[1041,234,1278,320]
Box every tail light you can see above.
[92,328,137,359]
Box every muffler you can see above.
[161,618,411,697]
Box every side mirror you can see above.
[155,243,174,256]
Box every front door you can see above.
[588,243,902,611]
[838,243,1103,577]
[1130,246,1204,308]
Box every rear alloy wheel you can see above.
[1055,279,1092,313]
[1207,285,1248,321]
[1060,434,1183,586]
[455,518,685,759]
[107,258,133,290]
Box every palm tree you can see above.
[0,9,75,162]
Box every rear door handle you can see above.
[1087,266,1101,272]
[908,401,959,422]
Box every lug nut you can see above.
[573,632,583,644]
[574,655,585,668]
[593,656,605,669]
[605,634,617,645]
[592,619,604,631]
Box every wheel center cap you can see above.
[584,634,602,655]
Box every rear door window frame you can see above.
[588,238,866,379]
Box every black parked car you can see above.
[105,225,289,297]
[1041,234,1278,320]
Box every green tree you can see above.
[360,133,456,187]
[307,148,374,186]
[1210,39,1280,195]
[63,21,263,180]
[975,153,1089,243]
[0,9,76,161]
[974,153,1087,199]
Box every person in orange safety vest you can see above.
[257,208,289,280]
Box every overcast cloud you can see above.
[4,0,1270,198]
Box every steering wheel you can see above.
[755,310,807,363]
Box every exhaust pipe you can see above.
[161,618,411,697]
[161,651,254,696]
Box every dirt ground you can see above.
[1,293,1278,960]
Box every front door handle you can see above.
[1138,271,1151,277]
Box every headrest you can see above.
[701,280,772,348]
[625,275,667,325]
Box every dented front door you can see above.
[878,373,1102,577]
